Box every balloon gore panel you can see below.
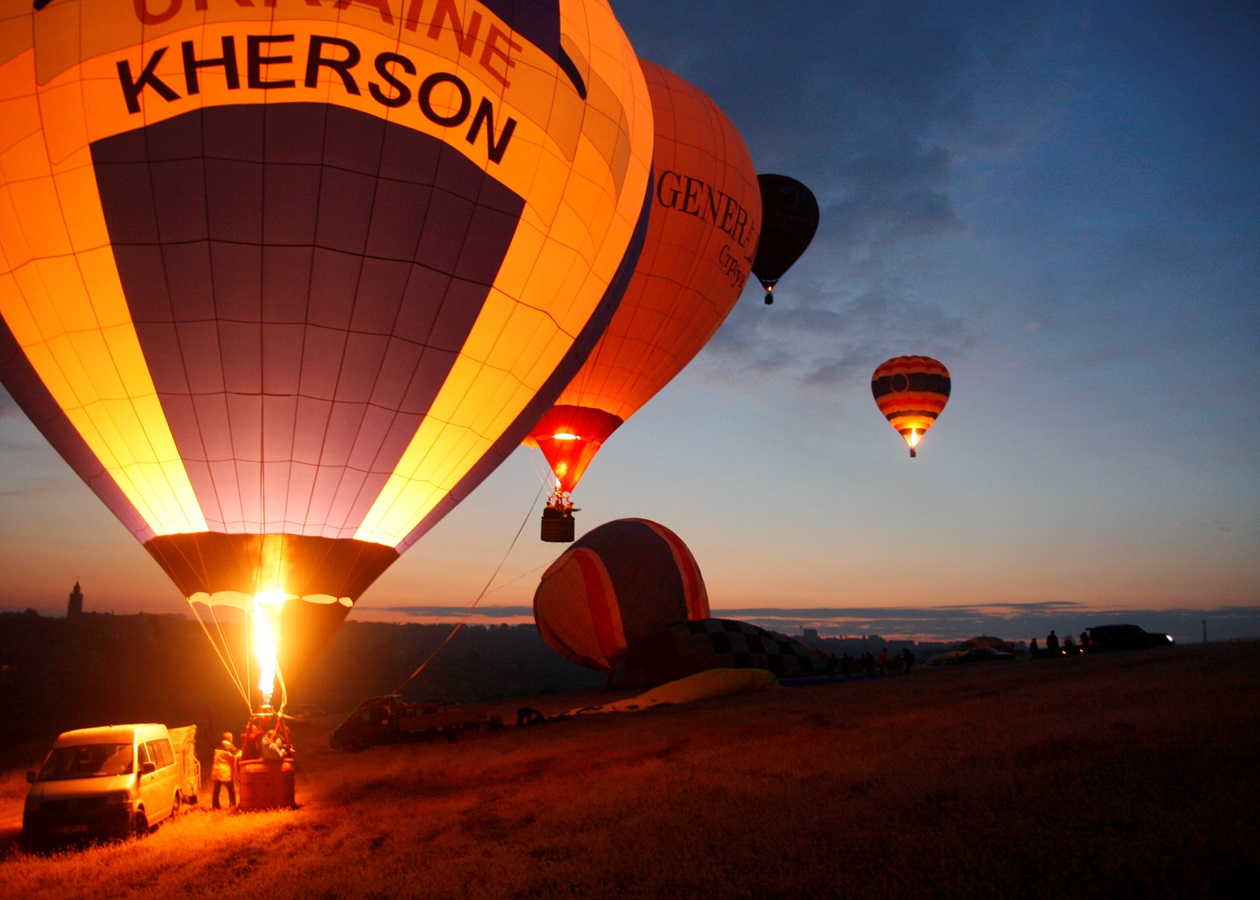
[91,103,522,542]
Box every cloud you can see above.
[615,2,1061,393]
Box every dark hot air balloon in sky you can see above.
[751,173,819,304]
[0,0,654,708]
[871,356,952,457]
[527,58,761,540]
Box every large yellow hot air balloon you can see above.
[871,356,952,457]
[527,58,761,541]
[0,0,654,709]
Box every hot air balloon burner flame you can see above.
[252,592,287,712]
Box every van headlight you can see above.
[105,791,132,805]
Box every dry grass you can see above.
[2,641,1256,899]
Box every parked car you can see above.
[1082,624,1174,651]
[21,723,194,852]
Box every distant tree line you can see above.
[0,611,602,765]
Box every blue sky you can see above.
[2,0,1257,645]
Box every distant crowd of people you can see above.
[1028,629,1088,658]
[209,713,294,810]
[832,646,916,677]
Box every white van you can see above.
[21,723,186,851]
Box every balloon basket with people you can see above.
[236,712,297,811]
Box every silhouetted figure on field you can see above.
[902,647,915,674]
[1029,638,1039,658]
[1046,630,1060,655]
[878,647,888,674]
[840,653,853,677]
[862,651,875,675]
[1063,636,1078,654]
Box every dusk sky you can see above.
[1,0,1257,646]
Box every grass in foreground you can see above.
[1,640,1256,898]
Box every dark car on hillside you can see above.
[1082,624,1174,652]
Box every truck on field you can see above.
[329,695,503,751]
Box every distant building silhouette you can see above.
[67,581,83,618]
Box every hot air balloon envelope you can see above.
[871,356,952,457]
[529,59,761,535]
[533,518,710,672]
[0,0,655,700]
[608,618,836,688]
[752,174,819,304]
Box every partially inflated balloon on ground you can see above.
[533,519,710,672]
[528,59,761,538]
[0,1,654,698]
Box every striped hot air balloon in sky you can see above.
[533,518,710,673]
[527,58,761,539]
[0,0,654,703]
[871,356,952,458]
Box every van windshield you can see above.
[38,743,134,780]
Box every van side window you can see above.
[138,742,154,768]
[154,740,175,769]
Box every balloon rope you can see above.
[187,600,252,711]
[389,481,544,696]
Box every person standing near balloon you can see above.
[211,733,241,810]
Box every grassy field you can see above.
[1,640,1256,898]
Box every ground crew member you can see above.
[212,732,241,809]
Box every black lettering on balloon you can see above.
[418,71,471,126]
[369,52,416,108]
[305,35,362,95]
[117,47,180,114]
[248,34,296,89]
[112,31,517,164]
[182,36,240,95]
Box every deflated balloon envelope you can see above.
[608,618,836,689]
[0,1,654,688]
[528,59,762,517]
[752,174,820,304]
[533,518,711,672]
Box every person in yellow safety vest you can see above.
[212,732,241,809]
